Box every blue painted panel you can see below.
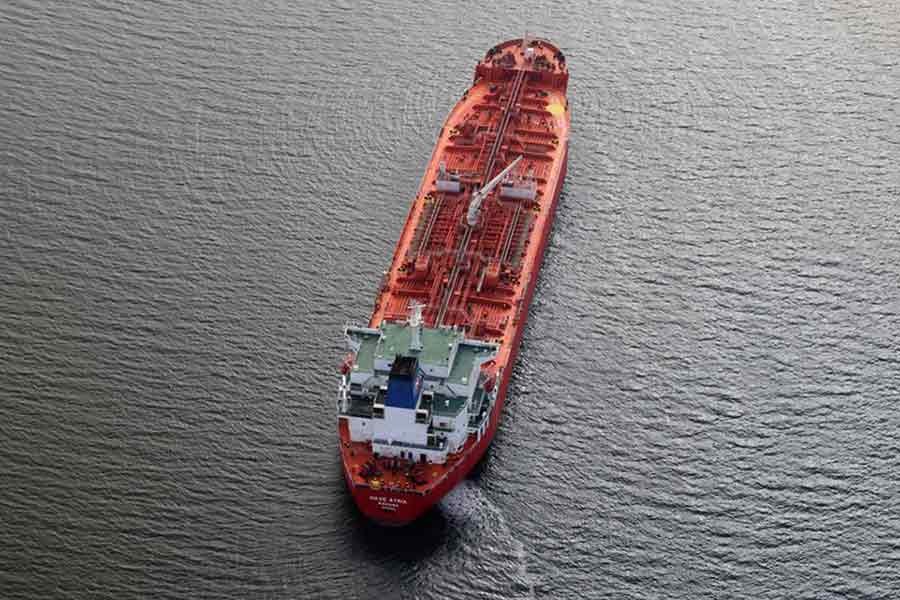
[386,376,418,409]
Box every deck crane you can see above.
[466,155,524,227]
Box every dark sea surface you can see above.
[2,1,899,598]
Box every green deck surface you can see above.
[431,391,467,416]
[447,344,493,385]
[373,322,459,367]
[350,330,380,373]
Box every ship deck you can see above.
[370,38,569,358]
[340,418,464,495]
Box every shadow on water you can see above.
[340,490,451,564]
[336,444,501,563]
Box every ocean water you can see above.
[2,1,899,598]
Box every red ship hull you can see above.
[339,38,570,525]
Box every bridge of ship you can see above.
[343,321,496,421]
[341,320,497,482]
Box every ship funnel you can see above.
[386,355,422,409]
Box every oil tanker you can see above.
[337,38,569,525]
